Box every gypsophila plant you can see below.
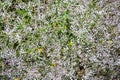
[0,0,120,80]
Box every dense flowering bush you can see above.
[0,0,119,80]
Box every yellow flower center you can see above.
[39,48,43,53]
[51,61,57,67]
[14,78,19,80]
[69,41,73,46]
